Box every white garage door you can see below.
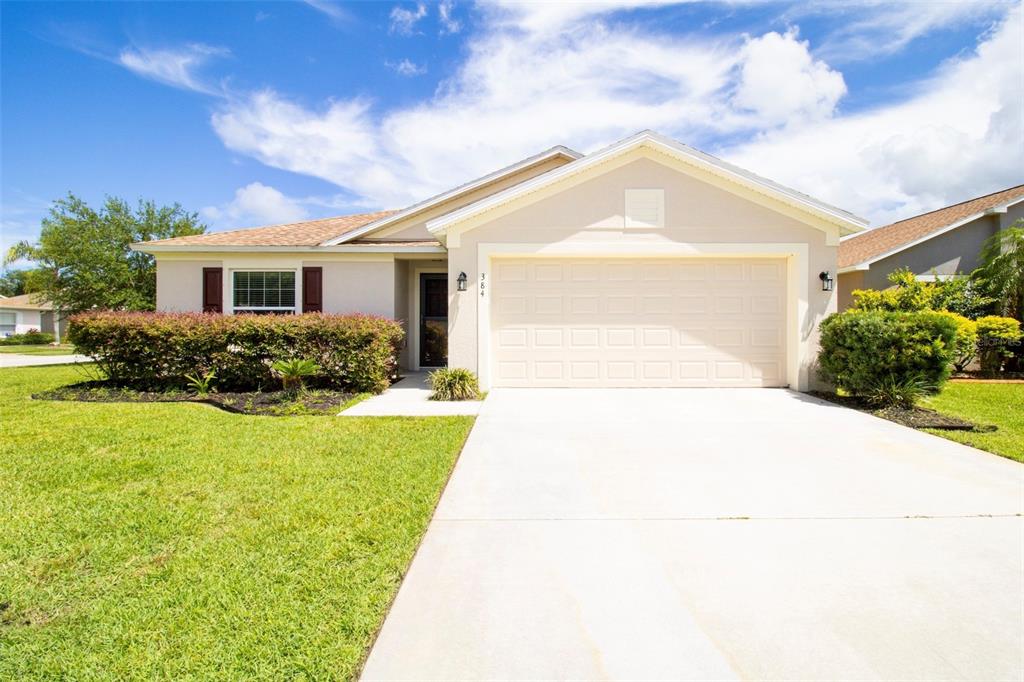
[490,257,788,387]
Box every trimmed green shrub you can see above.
[975,315,1023,373]
[851,268,993,319]
[68,312,404,393]
[817,310,958,403]
[934,311,978,371]
[428,367,480,401]
[0,330,55,345]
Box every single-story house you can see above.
[134,130,867,391]
[837,184,1024,310]
[0,293,66,340]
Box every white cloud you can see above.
[439,0,462,34]
[302,0,350,23]
[207,2,1022,226]
[202,182,309,227]
[482,0,683,35]
[733,29,846,125]
[209,12,847,209]
[118,43,228,95]
[724,14,1023,226]
[390,3,428,35]
[796,0,1010,62]
[386,58,427,76]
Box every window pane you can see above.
[231,271,295,310]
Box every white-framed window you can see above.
[232,271,296,314]
[0,311,16,337]
[625,188,665,228]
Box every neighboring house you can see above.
[0,293,66,340]
[134,131,867,391]
[837,184,1024,310]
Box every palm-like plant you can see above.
[973,223,1024,320]
[271,359,320,394]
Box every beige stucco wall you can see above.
[155,255,396,317]
[369,156,573,242]
[394,260,411,367]
[156,259,217,312]
[303,259,395,317]
[445,156,839,390]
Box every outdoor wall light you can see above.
[457,271,468,292]
[819,270,834,292]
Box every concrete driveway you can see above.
[362,389,1023,681]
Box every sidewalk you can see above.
[0,353,92,368]
[340,372,483,416]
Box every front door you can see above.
[419,273,448,367]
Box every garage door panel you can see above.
[490,257,787,387]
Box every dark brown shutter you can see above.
[202,267,223,313]
[302,267,323,313]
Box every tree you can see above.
[0,268,46,297]
[972,222,1024,321]
[5,194,205,314]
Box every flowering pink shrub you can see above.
[68,311,404,393]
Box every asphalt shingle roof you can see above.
[142,210,400,247]
[838,184,1024,269]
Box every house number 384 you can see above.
[479,272,486,297]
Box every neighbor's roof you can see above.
[138,210,400,248]
[839,184,1024,269]
[0,293,53,310]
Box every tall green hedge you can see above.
[68,312,404,393]
[817,310,958,396]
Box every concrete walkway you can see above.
[0,353,91,368]
[362,388,1023,681]
[340,371,483,416]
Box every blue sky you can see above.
[2,1,1021,258]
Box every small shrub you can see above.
[272,359,320,393]
[863,373,936,408]
[0,329,54,345]
[68,312,404,393]
[975,315,1023,373]
[817,310,957,400]
[184,369,217,396]
[428,367,480,401]
[934,311,978,371]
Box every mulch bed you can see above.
[34,381,354,417]
[809,391,994,432]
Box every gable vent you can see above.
[625,189,664,228]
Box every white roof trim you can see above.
[844,194,1024,269]
[131,243,447,254]
[322,145,581,245]
[426,130,869,236]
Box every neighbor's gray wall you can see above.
[999,201,1024,230]
[861,214,1001,289]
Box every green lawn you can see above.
[0,344,76,355]
[922,382,1024,463]
[0,365,475,680]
